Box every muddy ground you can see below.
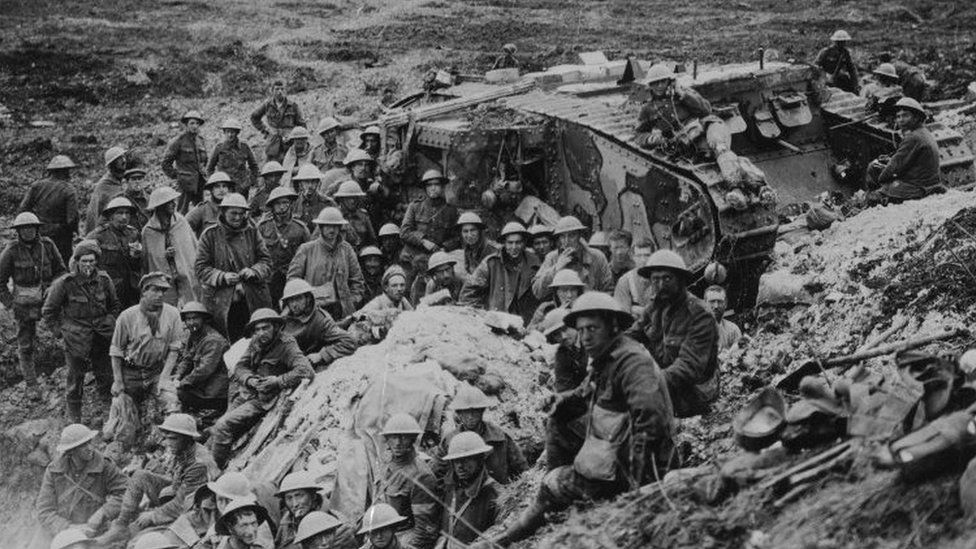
[2,0,976,546]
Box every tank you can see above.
[371,56,975,308]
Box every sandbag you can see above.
[103,393,139,447]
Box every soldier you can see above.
[287,207,364,319]
[815,30,859,94]
[96,414,217,545]
[860,63,903,112]
[613,239,656,317]
[376,414,440,549]
[282,126,315,190]
[279,279,356,371]
[87,196,143,308]
[540,306,586,394]
[310,117,347,172]
[208,118,259,198]
[886,56,928,101]
[359,246,386,302]
[377,223,402,267]
[457,212,497,277]
[275,472,356,549]
[201,472,278,547]
[0,212,66,399]
[359,126,382,160]
[412,251,462,305]
[527,224,553,261]
[292,164,334,230]
[36,424,126,541]
[294,510,355,549]
[165,485,218,548]
[42,240,119,422]
[704,285,742,351]
[86,146,128,233]
[526,269,584,332]
[864,97,942,204]
[459,221,540,324]
[251,79,306,163]
[109,272,185,439]
[434,385,526,485]
[210,308,314,469]
[195,193,273,341]
[485,293,675,547]
[20,154,79,263]
[256,186,310,305]
[122,167,151,230]
[628,250,718,418]
[357,504,408,549]
[607,229,634,284]
[333,180,376,250]
[400,169,459,282]
[532,215,612,300]
[213,498,274,549]
[175,301,230,422]
[490,43,520,71]
[186,171,235,237]
[587,231,610,261]
[321,149,377,198]
[249,160,287,217]
[355,265,413,339]
[438,432,500,548]
[162,111,208,213]
[142,187,199,307]
[48,529,95,549]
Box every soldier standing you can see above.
[333,180,376,250]
[287,207,364,319]
[20,154,79,263]
[310,116,347,172]
[42,240,119,422]
[208,118,259,198]
[292,164,335,230]
[249,160,287,217]
[459,222,540,324]
[86,146,128,233]
[532,215,612,300]
[142,187,199,307]
[87,196,143,308]
[0,213,66,399]
[257,186,311,305]
[815,30,860,94]
[281,126,315,190]
[122,167,151,230]
[161,111,208,212]
[400,169,459,284]
[251,79,306,163]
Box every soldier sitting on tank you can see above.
[815,30,859,94]
[878,53,928,101]
[864,98,942,205]
[860,63,903,118]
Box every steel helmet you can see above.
[456,211,484,228]
[47,155,77,170]
[378,223,400,237]
[275,470,322,497]
[552,215,586,236]
[426,251,457,274]
[12,212,41,228]
[245,308,284,334]
[421,169,447,185]
[541,306,570,339]
[450,384,493,411]
[158,413,201,439]
[266,186,298,207]
[380,413,423,436]
[146,187,182,211]
[56,424,98,453]
[179,301,212,320]
[549,269,585,288]
[873,63,898,79]
[316,116,341,135]
[205,171,234,188]
[442,431,494,461]
[208,472,252,500]
[101,196,135,215]
[359,245,383,258]
[181,110,205,124]
[219,117,243,132]
[219,193,249,210]
[215,497,269,536]
[830,29,852,42]
[528,224,553,237]
[499,221,529,238]
[133,532,179,549]
[637,249,692,279]
[334,180,367,198]
[563,291,634,329]
[287,126,311,141]
[343,148,374,166]
[502,43,517,54]
[358,503,407,535]
[293,164,323,182]
[104,146,127,167]
[50,529,91,549]
[895,97,926,116]
[294,511,343,544]
[360,125,381,138]
[281,279,315,302]
[312,207,348,226]
[260,160,287,176]
[588,231,609,248]
[643,64,675,85]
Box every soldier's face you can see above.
[575,315,614,356]
[78,254,97,276]
[425,182,444,199]
[299,180,317,197]
[320,129,337,145]
[532,235,552,257]
[272,84,286,100]
[461,225,481,247]
[455,409,484,431]
[183,313,206,334]
[559,326,578,347]
[558,232,580,252]
[368,528,395,549]
[223,129,239,142]
[224,207,246,227]
[285,294,313,317]
[142,284,166,310]
[66,442,94,467]
[186,120,201,133]
[283,490,315,519]
[163,431,190,456]
[363,256,382,275]
[196,495,217,526]
[319,225,340,242]
[251,322,276,347]
[362,135,380,153]
[385,433,416,459]
[230,511,259,544]
[350,162,370,180]
[385,275,407,302]
[211,183,231,201]
[110,209,131,227]
[556,286,581,305]
[157,202,177,219]
[337,197,359,211]
[648,270,681,301]
[292,137,309,151]
[306,531,336,549]
[271,199,292,217]
[896,110,920,130]
[432,266,453,286]
[263,174,282,188]
[633,246,654,267]
[609,240,631,263]
[452,455,484,483]
[705,290,727,320]
[504,234,525,258]
[124,174,146,190]
[16,227,38,242]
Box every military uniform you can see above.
[400,196,459,277]
[460,239,498,277]
[532,246,613,300]
[36,450,127,536]
[42,267,119,420]
[85,173,123,234]
[20,178,78,263]
[176,323,230,417]
[124,188,151,231]
[293,192,335,230]
[287,238,364,317]
[162,132,208,211]
[281,306,355,370]
[208,140,259,196]
[248,184,277,218]
[0,236,65,387]
[341,207,376,250]
[379,457,441,549]
[86,223,143,308]
[865,126,942,201]
[250,98,305,162]
[257,214,311,304]
[435,422,527,485]
[815,44,859,93]
[440,470,499,547]
[459,251,541,325]
[310,141,348,172]
[185,200,221,237]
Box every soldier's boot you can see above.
[18,350,40,401]
[486,500,548,547]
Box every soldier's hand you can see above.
[133,511,155,529]
[224,272,241,286]
[555,249,574,269]
[307,353,323,366]
[111,380,125,397]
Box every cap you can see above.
[500,221,529,238]
[205,171,233,188]
[549,269,585,288]
[266,186,298,206]
[219,193,250,210]
[139,271,172,290]
[181,110,205,124]
[359,246,383,258]
[457,211,484,228]
[358,503,406,535]
[343,149,375,166]
[245,308,284,334]
[104,146,127,167]
[281,279,315,302]
[334,180,366,198]
[219,117,243,132]
[450,384,493,410]
[316,117,341,135]
[830,30,852,42]
[293,164,323,182]
[287,126,311,141]
[12,212,41,228]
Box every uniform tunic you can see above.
[208,140,260,196]
[162,132,208,204]
[20,178,79,262]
